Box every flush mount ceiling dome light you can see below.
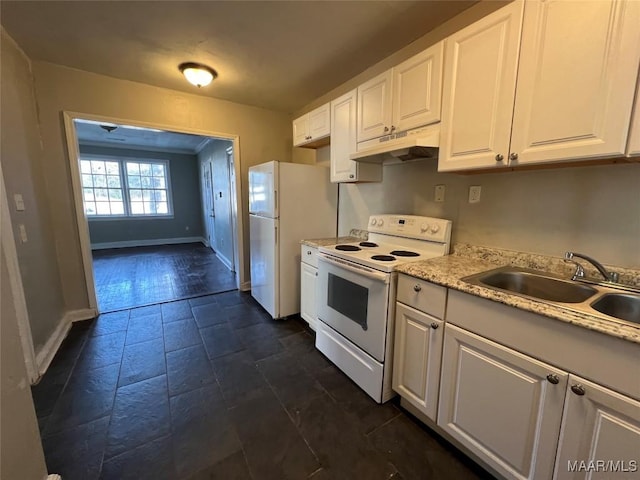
[179,62,217,88]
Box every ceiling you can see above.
[1,0,476,113]
[74,120,213,154]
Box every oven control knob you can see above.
[378,219,384,226]
[430,225,440,234]
[370,218,377,226]
[420,223,429,233]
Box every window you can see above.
[80,157,172,218]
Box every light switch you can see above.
[14,194,25,211]
[18,224,28,243]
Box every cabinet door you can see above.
[438,324,567,480]
[553,375,640,480]
[438,0,524,172]
[293,114,309,146]
[511,0,640,166]
[626,79,640,157]
[392,303,444,421]
[357,69,393,143]
[300,262,318,330]
[392,41,444,133]
[308,103,330,141]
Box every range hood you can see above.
[350,124,440,164]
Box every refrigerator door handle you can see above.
[274,190,277,213]
[275,225,278,245]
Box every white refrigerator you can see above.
[249,161,337,319]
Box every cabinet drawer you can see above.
[397,274,447,319]
[300,244,318,268]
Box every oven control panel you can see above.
[368,215,451,242]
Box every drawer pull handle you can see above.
[430,322,439,329]
[546,374,559,385]
[413,285,422,292]
[571,384,586,396]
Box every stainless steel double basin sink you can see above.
[463,266,640,326]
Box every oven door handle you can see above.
[318,253,390,284]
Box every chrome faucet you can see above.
[564,252,619,283]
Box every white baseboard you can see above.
[216,251,233,271]
[91,236,206,250]
[240,281,251,292]
[35,308,97,378]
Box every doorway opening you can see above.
[63,112,245,313]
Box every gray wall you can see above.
[80,145,204,246]
[1,29,66,352]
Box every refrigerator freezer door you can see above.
[249,214,279,318]
[248,161,278,218]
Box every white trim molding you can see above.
[91,236,206,250]
[1,164,38,383]
[35,308,97,377]
[240,281,252,292]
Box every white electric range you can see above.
[315,214,452,403]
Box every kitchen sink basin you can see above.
[464,267,598,303]
[591,294,640,324]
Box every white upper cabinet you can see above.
[438,0,524,172]
[357,41,444,144]
[627,79,640,156]
[393,41,444,134]
[553,375,640,480]
[511,0,640,166]
[439,0,640,172]
[357,70,394,143]
[330,89,382,183]
[293,102,331,148]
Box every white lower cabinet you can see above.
[392,303,444,420]
[300,245,318,330]
[553,375,640,480]
[438,324,568,480]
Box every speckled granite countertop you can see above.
[301,229,368,248]
[397,244,640,345]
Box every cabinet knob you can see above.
[430,322,439,329]
[546,374,559,385]
[509,152,519,161]
[384,126,390,133]
[307,250,312,255]
[315,272,318,277]
[570,384,586,396]
[349,174,355,179]
[413,284,422,292]
[495,154,504,162]
[390,125,396,132]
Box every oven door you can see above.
[317,253,390,362]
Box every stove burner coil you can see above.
[371,254,396,262]
[335,245,361,251]
[359,242,378,247]
[390,250,420,257]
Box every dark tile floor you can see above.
[92,244,236,312]
[32,291,496,480]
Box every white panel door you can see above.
[627,80,640,157]
[201,161,217,250]
[330,89,358,182]
[249,214,278,318]
[248,161,278,218]
[308,103,331,141]
[511,0,640,165]
[554,375,640,480]
[300,262,317,330]
[293,114,310,146]
[438,324,567,480]
[392,303,443,421]
[357,69,393,143]
[392,41,444,133]
[438,0,524,172]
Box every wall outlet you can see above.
[18,224,28,243]
[434,185,445,203]
[469,185,481,203]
